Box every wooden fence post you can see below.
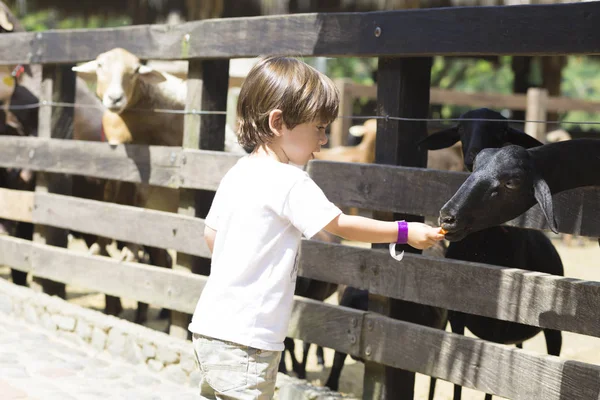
[525,87,548,143]
[170,58,230,339]
[32,64,75,298]
[330,78,353,147]
[363,57,433,400]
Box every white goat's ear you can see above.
[349,125,366,138]
[137,66,167,84]
[72,60,98,74]
[0,10,14,32]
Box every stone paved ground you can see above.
[0,313,199,400]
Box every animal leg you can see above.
[286,337,303,377]
[543,329,562,356]
[325,351,347,391]
[278,337,296,375]
[296,342,310,379]
[428,377,437,400]
[316,345,325,367]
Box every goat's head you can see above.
[439,145,557,241]
[72,48,167,113]
[419,108,543,171]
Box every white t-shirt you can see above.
[188,156,342,351]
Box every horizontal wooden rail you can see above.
[3,189,600,338]
[300,240,600,339]
[0,137,240,191]
[344,84,600,115]
[0,137,597,237]
[33,192,210,258]
[308,160,600,237]
[1,235,600,399]
[0,3,600,65]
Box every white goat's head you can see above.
[72,48,166,114]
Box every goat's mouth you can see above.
[439,222,471,242]
[106,104,125,113]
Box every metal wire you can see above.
[3,100,600,126]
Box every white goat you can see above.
[73,47,244,152]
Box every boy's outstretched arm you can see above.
[324,214,444,250]
[204,225,216,254]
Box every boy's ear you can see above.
[268,109,284,136]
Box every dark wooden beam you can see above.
[1,3,600,64]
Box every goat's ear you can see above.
[506,127,543,149]
[137,66,167,84]
[72,60,98,74]
[533,174,558,233]
[418,126,459,151]
[0,10,14,32]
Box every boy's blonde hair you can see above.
[237,56,339,148]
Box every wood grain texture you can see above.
[299,240,600,338]
[0,2,599,64]
[0,235,598,399]
[362,313,600,400]
[0,188,33,222]
[33,192,210,258]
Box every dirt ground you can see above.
[1,235,598,399]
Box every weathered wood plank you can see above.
[0,136,596,237]
[299,240,600,338]
[0,137,183,187]
[308,160,600,237]
[1,233,599,399]
[336,83,600,115]
[33,192,210,258]
[0,188,33,223]
[180,148,241,190]
[1,3,600,64]
[24,191,600,337]
[0,136,241,191]
[362,313,600,400]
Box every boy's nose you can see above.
[319,132,328,146]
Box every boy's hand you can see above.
[407,222,445,250]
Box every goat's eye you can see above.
[505,178,521,190]
[97,62,103,69]
[134,65,141,74]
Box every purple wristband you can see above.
[396,220,408,244]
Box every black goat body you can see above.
[421,108,566,400]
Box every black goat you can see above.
[440,139,600,241]
[420,108,564,400]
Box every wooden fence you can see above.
[0,2,600,399]
[330,83,600,147]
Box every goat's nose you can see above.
[440,215,456,225]
[108,93,124,103]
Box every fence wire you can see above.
[4,100,600,126]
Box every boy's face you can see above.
[280,120,328,165]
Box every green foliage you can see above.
[561,56,600,130]
[13,8,131,32]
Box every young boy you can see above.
[188,55,444,399]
